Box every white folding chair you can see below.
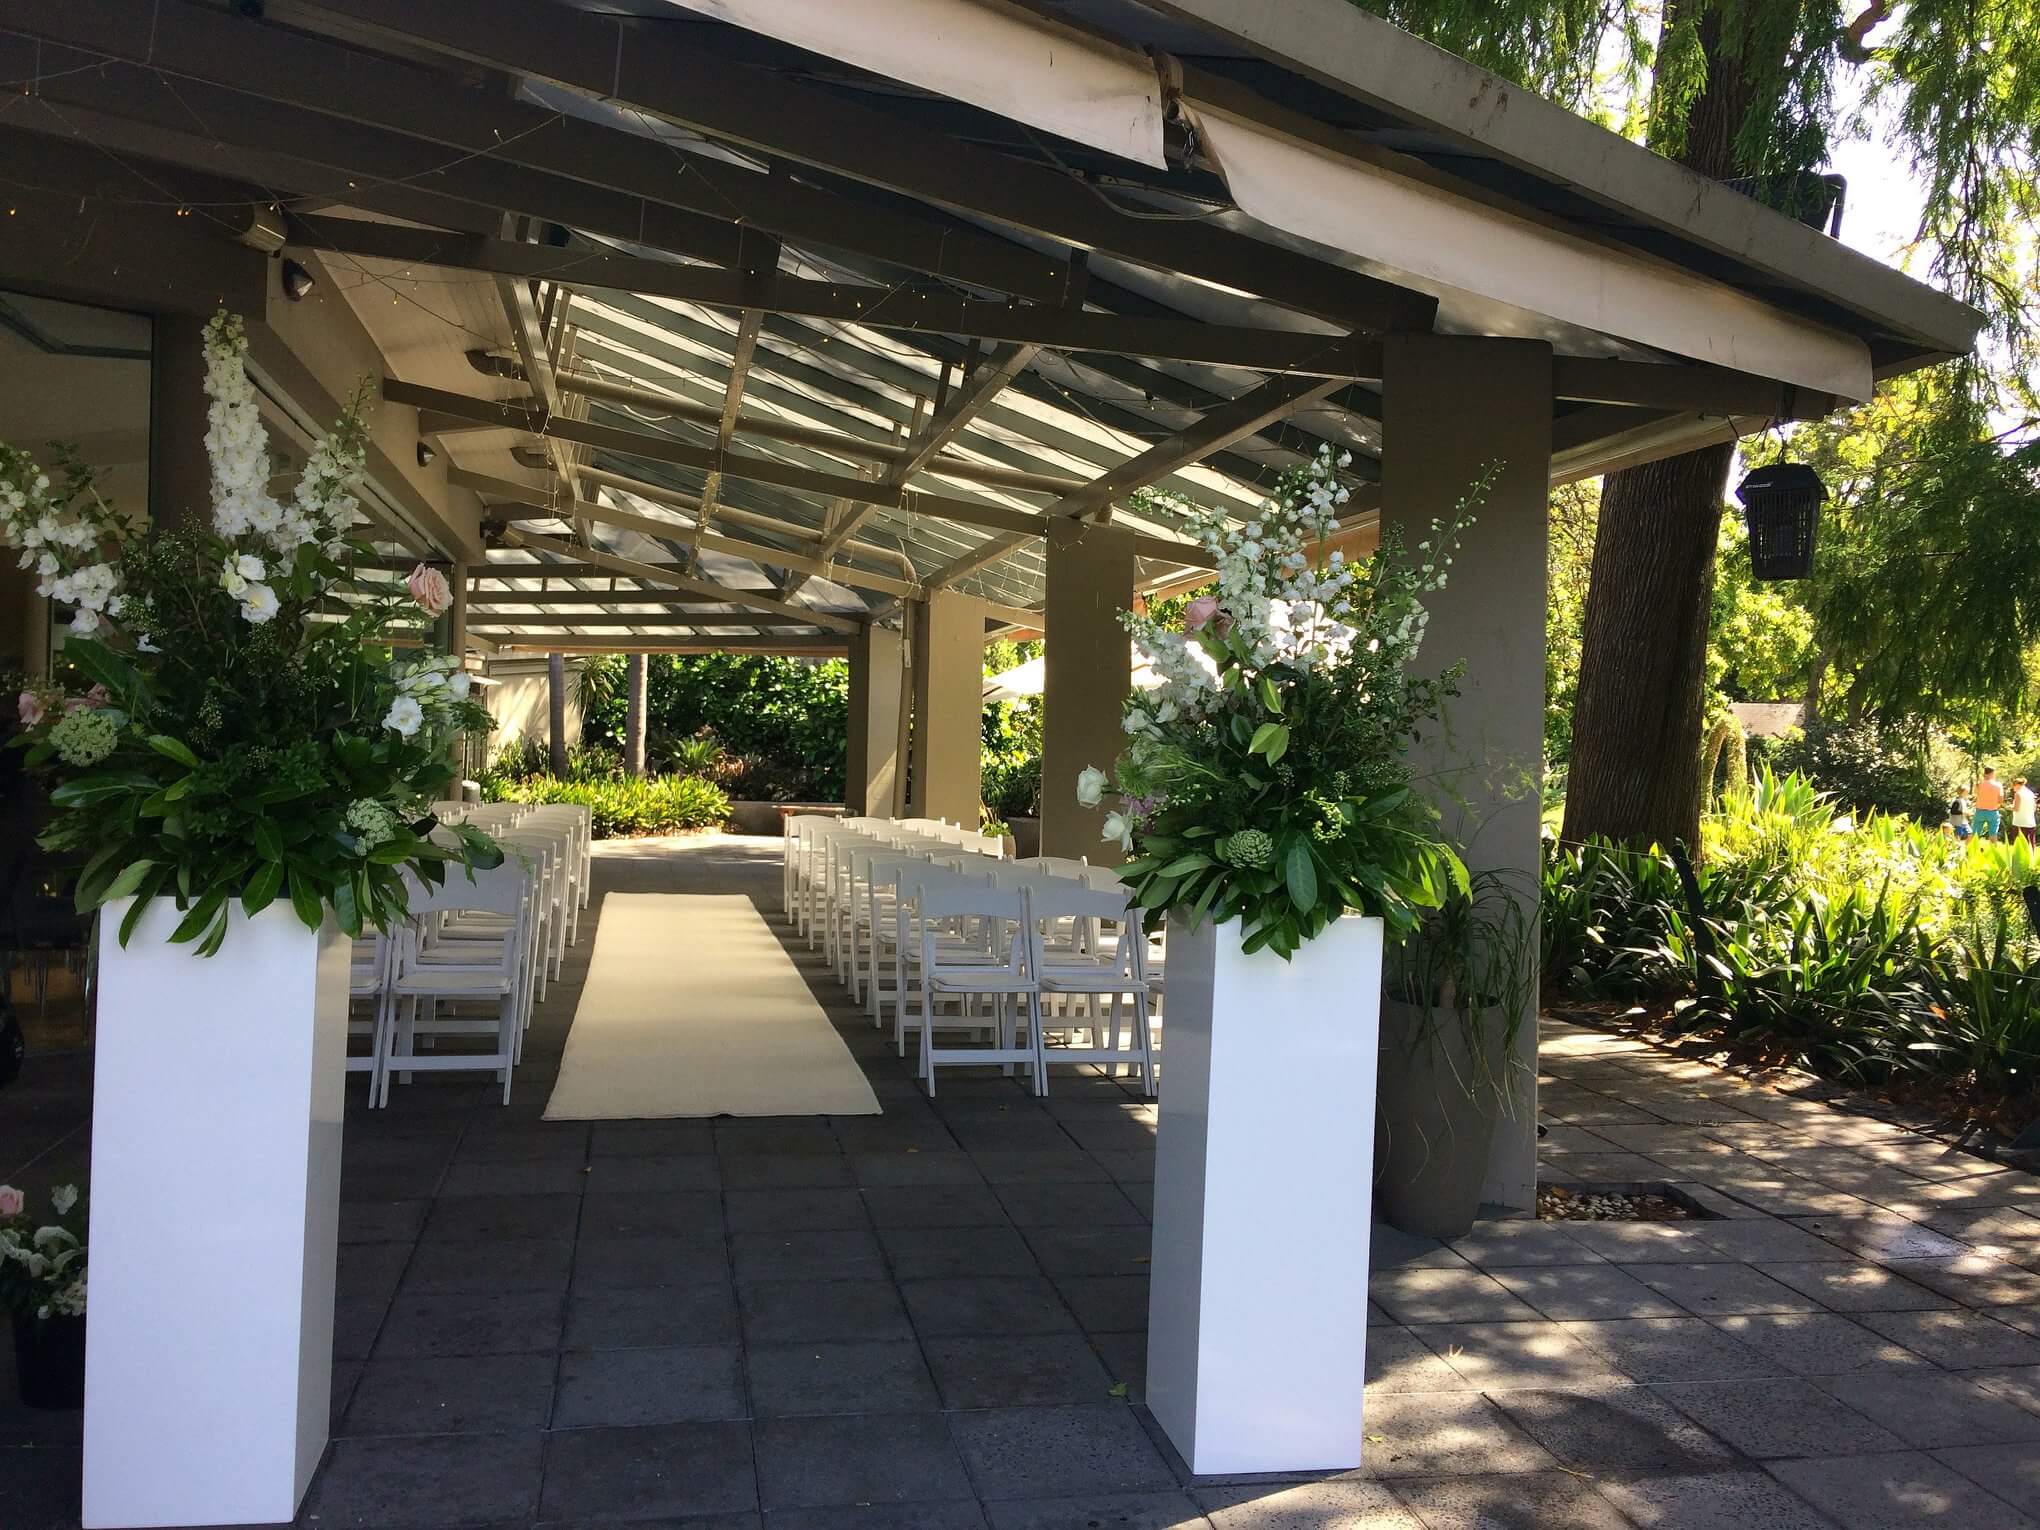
[379,863,533,1106]
[1029,880,1158,1095]
[915,881,1043,1097]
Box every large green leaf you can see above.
[1284,839,1319,914]
[241,862,285,917]
[146,734,199,768]
[253,819,285,862]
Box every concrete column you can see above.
[623,654,648,778]
[447,561,469,660]
[148,314,212,535]
[1041,523,1137,860]
[845,624,906,813]
[908,591,986,825]
[1381,335,1551,1213]
[0,560,50,677]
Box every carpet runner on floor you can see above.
[543,893,880,1119]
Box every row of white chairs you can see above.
[345,801,593,1105]
[783,815,1161,1096]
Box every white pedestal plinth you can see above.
[1146,913,1382,1476]
[84,900,349,1529]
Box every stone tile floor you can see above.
[3,833,2039,1526]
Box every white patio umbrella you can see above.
[982,648,1163,702]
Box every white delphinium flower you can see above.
[239,582,280,625]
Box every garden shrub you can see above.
[485,773,731,838]
[1772,720,1952,823]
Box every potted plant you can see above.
[1,310,500,1528]
[0,1183,87,1409]
[1378,869,1537,1239]
[1080,446,1487,1475]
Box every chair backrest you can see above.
[401,862,531,920]
[1019,855,1092,877]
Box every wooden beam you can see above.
[386,379,1217,570]
[488,641,850,656]
[470,613,829,629]
[697,308,764,538]
[925,372,1345,588]
[498,527,862,633]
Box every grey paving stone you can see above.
[1196,1479,1419,1527]
[1971,1365,2040,1416]
[767,1504,986,1529]
[968,1149,1112,1184]
[1370,1268,1546,1325]
[1687,1218,1861,1263]
[1767,1451,2040,1529]
[1412,1321,1625,1391]
[1550,1221,1731,1263]
[305,1431,545,1526]
[333,1292,394,1361]
[1619,1261,1825,1318]
[571,1232,731,1290]
[1593,1467,1838,1529]
[746,1339,941,1417]
[336,1239,414,1307]
[1882,1254,2040,1308]
[922,1334,1116,1408]
[590,1119,714,1157]
[1023,1225,1153,1276]
[995,1181,1146,1228]
[850,1151,986,1187]
[441,1156,590,1196]
[339,1198,430,1243]
[1357,1392,1558,1478]
[1054,1275,1151,1334]
[863,1184,1013,1228]
[716,1118,841,1155]
[423,1191,584,1242]
[553,1344,747,1426]
[1558,1317,1783,1383]
[1543,1150,1669,1182]
[1483,1264,1684,1322]
[1819,1369,2040,1449]
[879,1224,1042,1279]
[1482,1385,1734,1472]
[726,1187,871,1232]
[740,1277,913,1345]
[1655,1377,1908,1457]
[339,1352,556,1436]
[718,1153,854,1189]
[1797,1214,1974,1261]
[755,1411,974,1510]
[1389,1470,1635,1528]
[540,1420,758,1521]
[1751,1258,1959,1312]
[1934,1442,2040,1514]
[582,1153,723,1192]
[731,1227,888,1282]
[1090,1150,1158,1184]
[402,1236,574,1295]
[1444,1221,1606,1268]
[564,1282,740,1350]
[579,1188,722,1239]
[374,1288,565,1357]
[1856,1308,2040,1368]
[949,1405,1175,1499]
[985,1490,1208,1529]
[1366,1327,1473,1393]
[1370,1223,1465,1270]
[901,1276,1081,1337]
[1093,1331,1148,1405]
[1710,1312,1927,1376]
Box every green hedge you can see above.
[486,773,731,838]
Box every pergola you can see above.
[0,0,1980,1207]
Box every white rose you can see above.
[1101,812,1134,852]
[68,608,99,636]
[1075,766,1107,808]
[447,672,472,702]
[383,695,424,738]
[234,553,267,582]
[239,582,280,624]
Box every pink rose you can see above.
[407,564,453,618]
[64,684,109,714]
[16,691,42,728]
[1182,595,1220,632]
[0,1186,23,1218]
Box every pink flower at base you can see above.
[63,684,110,715]
[0,1185,23,1218]
[16,691,43,728]
[1182,595,1220,632]
[408,563,453,618]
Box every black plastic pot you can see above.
[12,1311,86,1410]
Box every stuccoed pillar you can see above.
[846,624,905,814]
[1381,334,1551,1213]
[908,591,986,826]
[1042,522,1137,861]
[148,314,212,536]
[446,562,468,659]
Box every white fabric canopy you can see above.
[984,649,1163,703]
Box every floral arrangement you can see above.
[0,1183,86,1321]
[1,310,500,954]
[1078,447,1493,957]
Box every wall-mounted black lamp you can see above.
[280,258,316,302]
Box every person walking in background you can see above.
[1974,767,2004,839]
[1949,790,1973,839]
[2013,776,2036,844]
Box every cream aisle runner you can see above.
[544,894,880,1119]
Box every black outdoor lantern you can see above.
[1736,462,1828,581]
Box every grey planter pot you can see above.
[1008,816,1041,859]
[1374,999,1509,1240]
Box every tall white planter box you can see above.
[1147,913,1382,1476]
[84,898,350,1529]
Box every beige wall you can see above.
[480,658,585,767]
[1042,523,1137,860]
[909,591,986,825]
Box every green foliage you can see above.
[0,1183,86,1320]
[485,773,731,839]
[583,653,850,800]
[1773,720,1953,822]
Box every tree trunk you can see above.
[1564,442,1737,846]
[1560,2,1787,848]
[623,653,647,778]
[547,651,568,777]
